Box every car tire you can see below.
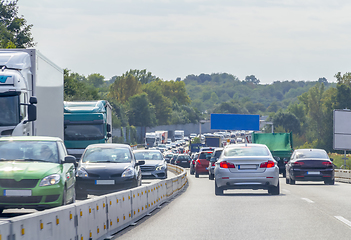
[209,173,214,180]
[62,187,67,206]
[195,171,199,178]
[282,171,286,178]
[290,177,295,185]
[190,169,194,175]
[268,182,280,195]
[286,176,290,184]
[0,208,4,214]
[76,192,88,200]
[215,180,223,195]
[324,179,335,185]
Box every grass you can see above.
[329,153,351,169]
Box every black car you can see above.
[164,152,173,163]
[170,154,178,164]
[75,143,145,199]
[174,154,191,168]
[208,148,223,180]
[286,148,334,185]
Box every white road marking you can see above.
[301,198,314,203]
[335,216,351,228]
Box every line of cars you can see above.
[190,142,335,196]
[0,136,169,213]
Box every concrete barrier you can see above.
[1,164,188,240]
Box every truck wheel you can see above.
[195,171,199,178]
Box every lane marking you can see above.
[301,198,314,203]
[335,216,351,228]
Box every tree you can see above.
[64,69,99,101]
[87,73,105,88]
[0,0,35,48]
[109,74,142,104]
[272,112,301,133]
[128,93,156,127]
[244,75,260,84]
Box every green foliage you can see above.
[0,0,35,48]
[64,69,99,101]
[127,92,156,127]
[191,137,201,144]
[87,73,105,88]
[272,112,300,133]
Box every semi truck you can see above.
[63,100,112,159]
[251,132,293,177]
[155,130,168,144]
[0,49,64,139]
[174,130,184,141]
[145,132,157,149]
[205,135,222,147]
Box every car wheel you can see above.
[62,187,67,206]
[76,192,88,200]
[0,208,4,214]
[209,173,214,180]
[190,168,194,175]
[268,182,280,195]
[324,179,335,185]
[286,177,290,184]
[215,180,223,195]
[71,186,76,204]
[195,171,199,178]
[282,171,286,178]
[290,177,295,185]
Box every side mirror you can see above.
[27,104,37,122]
[136,160,145,166]
[330,158,334,162]
[64,155,77,166]
[107,133,112,138]
[29,96,37,104]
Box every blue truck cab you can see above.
[63,100,112,159]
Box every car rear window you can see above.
[223,146,270,157]
[295,150,328,159]
[135,151,163,160]
[199,152,213,159]
[82,147,132,163]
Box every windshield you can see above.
[0,95,19,126]
[135,151,163,160]
[0,141,59,163]
[146,138,155,143]
[223,146,270,157]
[82,147,132,163]
[64,124,104,140]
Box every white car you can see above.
[214,144,279,195]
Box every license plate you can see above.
[182,161,188,163]
[307,171,320,175]
[95,180,115,185]
[238,164,256,169]
[142,172,152,175]
[4,190,32,196]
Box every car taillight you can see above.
[220,161,235,168]
[260,160,275,168]
[176,160,180,163]
[322,161,333,166]
[293,161,304,166]
[211,162,215,166]
[196,159,201,164]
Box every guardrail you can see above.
[0,164,188,240]
[335,169,351,183]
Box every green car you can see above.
[0,136,77,213]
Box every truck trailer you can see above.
[63,100,112,159]
[0,49,64,138]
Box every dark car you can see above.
[194,150,214,178]
[208,148,223,180]
[286,148,334,185]
[134,150,167,179]
[75,144,145,199]
[175,154,191,168]
[170,154,178,164]
[189,152,199,175]
[164,152,173,163]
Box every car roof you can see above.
[225,143,267,148]
[134,150,162,153]
[86,143,131,149]
[0,136,63,142]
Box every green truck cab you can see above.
[64,101,112,160]
[251,132,293,177]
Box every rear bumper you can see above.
[290,169,334,181]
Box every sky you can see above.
[16,0,351,84]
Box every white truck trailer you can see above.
[0,49,64,139]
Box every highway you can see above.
[112,170,351,240]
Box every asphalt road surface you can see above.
[111,171,351,240]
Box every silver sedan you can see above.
[214,143,279,195]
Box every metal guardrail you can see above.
[0,164,188,240]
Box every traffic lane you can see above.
[112,171,351,240]
[0,170,178,219]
